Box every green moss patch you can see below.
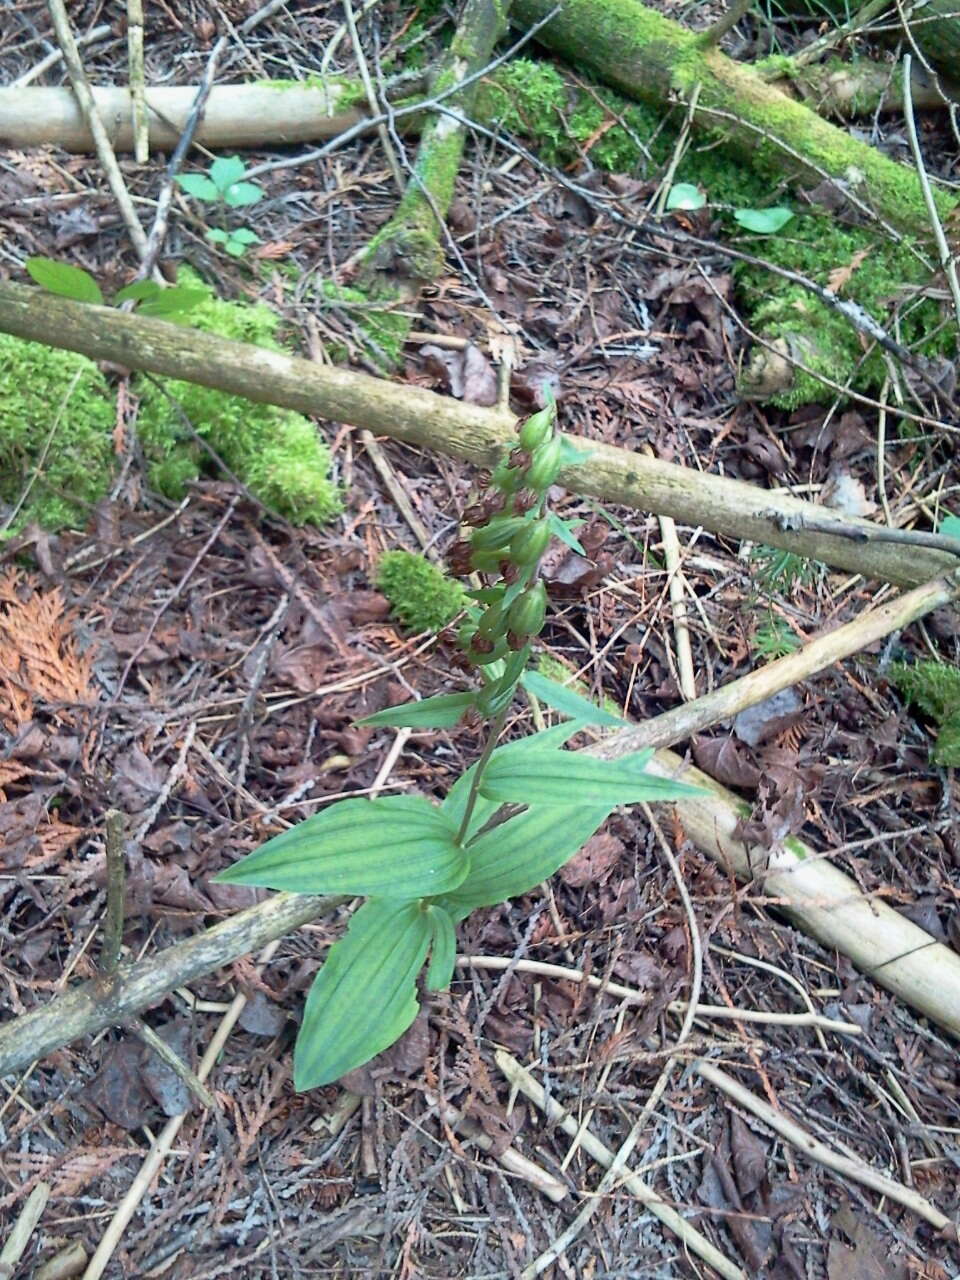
[376,551,466,632]
[0,334,115,536]
[891,660,960,766]
[136,272,341,525]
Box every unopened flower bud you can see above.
[524,436,563,491]
[506,581,547,639]
[509,520,551,569]
[517,405,555,452]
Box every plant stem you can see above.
[456,704,510,845]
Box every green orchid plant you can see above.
[216,399,702,1089]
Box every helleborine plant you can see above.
[175,155,265,257]
[216,400,703,1090]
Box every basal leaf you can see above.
[113,279,162,304]
[229,227,261,243]
[479,749,704,806]
[436,804,612,919]
[424,904,457,991]
[176,173,220,201]
[522,671,624,726]
[357,691,476,729]
[666,182,706,211]
[733,207,793,234]
[26,257,103,305]
[136,286,208,317]
[208,155,247,192]
[214,794,468,896]
[294,898,431,1089]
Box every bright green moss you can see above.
[136,272,341,526]
[376,551,466,632]
[0,333,114,535]
[890,660,960,766]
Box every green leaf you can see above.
[136,286,208,317]
[206,228,229,244]
[25,257,103,305]
[521,671,624,726]
[229,227,261,243]
[666,182,706,211]
[557,437,597,469]
[547,513,585,554]
[357,691,476,729]
[214,794,468,896]
[113,279,162,304]
[733,207,793,234]
[479,749,704,807]
[225,238,251,257]
[176,173,220,201]
[938,514,960,542]
[208,155,247,192]
[424,904,457,990]
[436,804,613,919]
[294,898,431,1089]
[224,181,264,208]
[441,722,580,840]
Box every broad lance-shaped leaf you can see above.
[424,904,457,991]
[357,691,476,729]
[479,749,705,807]
[442,721,580,841]
[26,257,103,305]
[522,670,624,726]
[215,794,468,896]
[294,898,431,1089]
[435,804,613,920]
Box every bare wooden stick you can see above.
[597,565,960,754]
[34,1241,88,1280]
[130,1016,216,1110]
[0,1182,50,1277]
[0,893,345,1078]
[45,0,148,258]
[12,24,111,88]
[495,1050,746,1280]
[100,809,125,975]
[126,0,148,163]
[0,282,954,587]
[695,1059,956,1233]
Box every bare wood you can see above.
[0,84,365,152]
[126,0,148,163]
[695,1059,956,1233]
[599,566,960,754]
[0,892,345,1078]
[0,282,954,588]
[0,1182,50,1276]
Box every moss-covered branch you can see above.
[511,0,956,235]
[2,281,955,585]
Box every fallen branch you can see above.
[0,282,954,587]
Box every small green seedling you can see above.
[664,183,793,235]
[216,397,705,1090]
[25,256,205,319]
[176,156,264,257]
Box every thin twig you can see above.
[127,0,147,163]
[100,809,126,976]
[45,0,148,259]
[695,1058,956,1233]
[496,1050,747,1280]
[129,1016,217,1110]
[902,53,960,330]
[12,22,111,87]
[0,1182,50,1277]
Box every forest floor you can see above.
[1,1,960,1277]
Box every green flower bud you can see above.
[518,406,554,452]
[477,602,505,637]
[491,462,524,493]
[506,581,547,639]
[509,520,551,568]
[470,516,526,551]
[524,436,563,492]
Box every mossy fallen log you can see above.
[1,280,955,586]
[511,0,956,236]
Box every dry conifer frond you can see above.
[0,568,95,729]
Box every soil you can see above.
[1,2,959,1278]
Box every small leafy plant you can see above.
[176,156,264,257]
[216,401,703,1089]
[25,256,204,319]
[665,182,793,235]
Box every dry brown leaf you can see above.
[827,246,871,294]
